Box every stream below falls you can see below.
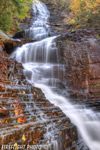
[12,0,100,150]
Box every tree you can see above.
[68,0,100,28]
[0,0,33,32]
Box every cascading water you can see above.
[12,0,100,150]
[24,0,50,40]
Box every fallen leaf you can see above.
[14,143,18,146]
[11,138,15,142]
[22,134,26,141]
[5,120,8,124]
[14,143,18,150]
[23,91,25,94]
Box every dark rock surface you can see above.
[0,107,10,117]
[13,30,25,39]
[4,39,35,54]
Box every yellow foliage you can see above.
[70,0,99,13]
[92,10,98,14]
[68,18,75,24]
[14,143,18,150]
[68,0,100,27]
[69,0,81,14]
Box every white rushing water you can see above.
[12,0,100,150]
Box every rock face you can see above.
[0,30,35,54]
[60,29,100,100]
[0,46,77,149]
[44,1,100,101]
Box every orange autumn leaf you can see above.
[23,91,25,94]
[14,109,18,116]
[11,138,15,142]
[5,120,8,124]
[17,115,26,123]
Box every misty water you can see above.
[12,0,100,149]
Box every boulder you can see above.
[13,30,25,39]
[3,39,35,54]
[0,30,35,54]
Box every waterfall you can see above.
[12,0,100,150]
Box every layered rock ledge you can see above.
[0,43,77,149]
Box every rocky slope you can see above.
[0,31,77,150]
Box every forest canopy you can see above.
[0,0,100,33]
[69,0,100,28]
[49,0,100,28]
[0,0,33,32]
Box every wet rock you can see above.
[13,30,25,39]
[24,70,32,80]
[0,30,35,55]
[0,107,9,117]
[0,47,78,150]
[48,78,65,89]
[4,39,35,54]
[0,46,3,53]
